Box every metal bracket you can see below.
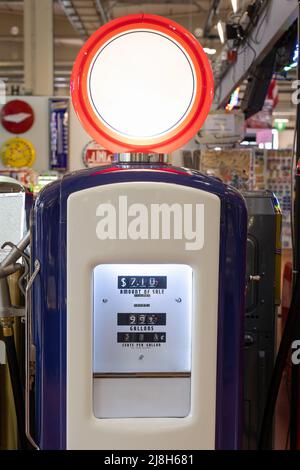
[25,259,40,450]
[249,275,262,282]
[3,241,30,296]
[1,240,30,296]
[0,306,25,318]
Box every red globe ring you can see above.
[71,14,214,153]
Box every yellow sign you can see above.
[1,137,35,168]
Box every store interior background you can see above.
[0,0,298,450]
[0,2,296,165]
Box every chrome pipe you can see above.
[115,153,170,164]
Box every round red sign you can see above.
[82,140,113,168]
[71,14,214,154]
[1,99,35,134]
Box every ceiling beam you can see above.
[203,0,220,38]
[58,0,89,38]
[95,0,110,24]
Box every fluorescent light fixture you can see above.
[226,86,240,111]
[284,44,298,71]
[214,147,222,151]
[217,21,225,44]
[273,111,295,116]
[274,118,289,123]
[203,47,217,55]
[231,0,238,14]
[292,42,299,63]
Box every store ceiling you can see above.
[0,0,297,129]
[57,0,234,46]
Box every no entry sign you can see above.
[1,99,34,134]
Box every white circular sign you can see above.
[88,30,196,140]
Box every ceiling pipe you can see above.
[58,0,89,39]
[95,0,110,24]
[203,0,221,37]
[0,35,83,45]
[0,70,72,77]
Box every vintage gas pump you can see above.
[28,14,247,450]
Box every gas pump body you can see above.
[31,163,247,450]
[30,13,247,451]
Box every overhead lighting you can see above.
[273,111,295,116]
[274,118,289,123]
[203,47,217,55]
[217,21,225,44]
[10,26,19,36]
[214,147,222,151]
[293,42,299,63]
[194,27,203,38]
[231,0,238,14]
[226,86,240,111]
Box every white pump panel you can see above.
[67,181,220,449]
[93,263,192,418]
